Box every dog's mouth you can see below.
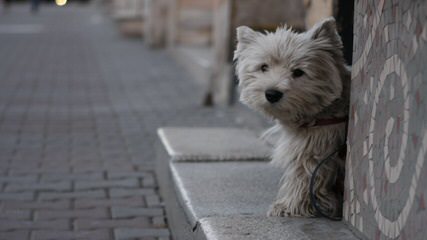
[259,102,288,118]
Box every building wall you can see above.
[344,0,427,239]
[232,0,305,31]
[175,0,214,46]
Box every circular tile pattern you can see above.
[345,0,427,239]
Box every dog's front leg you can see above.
[268,172,315,217]
[268,156,339,217]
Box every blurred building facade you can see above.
[104,0,355,106]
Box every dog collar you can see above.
[300,117,348,128]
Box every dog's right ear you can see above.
[236,26,258,45]
[234,26,258,61]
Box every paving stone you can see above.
[152,216,167,228]
[145,195,162,207]
[74,197,145,209]
[0,175,38,183]
[38,190,106,200]
[72,164,133,173]
[0,230,29,240]
[40,172,103,182]
[111,207,164,218]
[135,237,156,240]
[5,181,72,192]
[114,228,170,239]
[142,174,157,187]
[0,209,32,220]
[0,192,34,201]
[107,171,151,179]
[1,200,71,210]
[75,179,139,190]
[9,167,70,175]
[35,208,109,220]
[74,217,151,230]
[0,219,69,231]
[109,188,156,198]
[31,229,110,240]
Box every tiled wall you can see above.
[343,0,427,239]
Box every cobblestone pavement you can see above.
[0,3,267,240]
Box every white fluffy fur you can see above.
[234,18,350,217]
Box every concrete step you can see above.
[157,127,270,161]
[156,127,361,240]
[196,216,360,240]
[170,161,281,226]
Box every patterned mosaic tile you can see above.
[344,1,427,239]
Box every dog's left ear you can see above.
[308,17,342,47]
[236,26,258,45]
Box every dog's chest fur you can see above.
[271,124,346,170]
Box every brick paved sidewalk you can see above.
[0,3,267,240]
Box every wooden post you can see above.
[144,0,169,47]
[111,0,145,37]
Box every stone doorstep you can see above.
[157,127,270,162]
[195,216,360,240]
[170,162,360,240]
[156,127,360,240]
[170,162,281,227]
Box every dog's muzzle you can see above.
[265,89,283,103]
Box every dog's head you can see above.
[234,18,346,125]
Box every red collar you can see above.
[300,117,348,128]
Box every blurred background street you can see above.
[0,2,265,239]
[1,0,426,240]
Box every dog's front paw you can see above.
[268,201,315,217]
[268,202,294,217]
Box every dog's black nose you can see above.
[265,89,283,103]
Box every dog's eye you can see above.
[292,69,304,78]
[260,64,269,72]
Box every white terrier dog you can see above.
[234,18,350,217]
